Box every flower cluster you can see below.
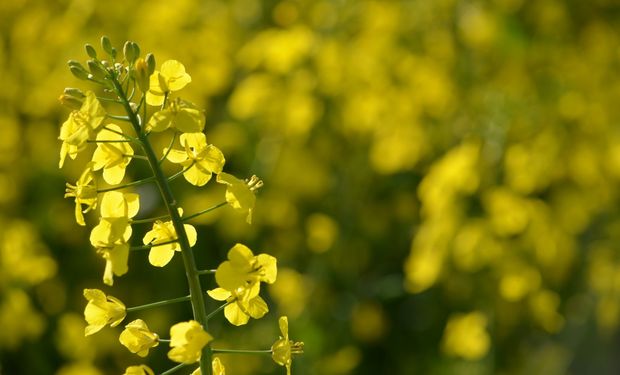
[58,37,302,375]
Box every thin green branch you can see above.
[160,363,188,375]
[131,214,171,224]
[130,238,179,251]
[159,132,178,165]
[96,176,156,193]
[212,348,273,355]
[197,269,216,275]
[106,114,132,122]
[167,161,196,182]
[206,300,234,321]
[126,295,190,313]
[183,202,227,222]
[102,125,139,142]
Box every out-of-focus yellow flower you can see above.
[143,219,197,267]
[146,98,204,133]
[122,365,154,375]
[165,133,225,186]
[441,311,490,360]
[91,124,134,185]
[83,289,126,336]
[271,316,304,375]
[168,320,213,364]
[146,60,191,106]
[56,362,103,375]
[215,243,277,294]
[190,357,226,375]
[207,286,268,326]
[65,162,98,226]
[97,243,129,286]
[119,319,159,357]
[0,289,45,349]
[59,91,106,168]
[216,173,263,224]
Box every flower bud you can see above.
[63,87,86,98]
[85,44,97,58]
[145,53,156,75]
[58,93,83,110]
[101,35,113,56]
[68,60,89,80]
[134,58,150,92]
[87,59,107,80]
[123,41,136,63]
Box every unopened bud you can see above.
[123,41,136,63]
[134,57,150,92]
[68,60,89,80]
[87,59,107,80]
[145,53,156,75]
[101,36,113,56]
[85,44,97,58]
[63,87,85,98]
[59,93,84,110]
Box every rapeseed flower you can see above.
[216,173,263,224]
[215,243,277,294]
[83,288,126,336]
[65,162,98,226]
[122,365,154,375]
[146,60,191,106]
[168,320,213,364]
[207,285,268,326]
[271,316,304,375]
[119,319,159,357]
[146,98,204,133]
[91,124,134,185]
[143,219,197,267]
[165,133,225,186]
[59,91,106,168]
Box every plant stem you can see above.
[206,300,233,321]
[183,202,227,222]
[126,295,190,312]
[212,348,272,355]
[130,238,178,251]
[110,73,213,375]
[96,176,156,193]
[160,363,187,375]
[131,214,171,224]
[197,269,216,275]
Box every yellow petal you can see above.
[149,245,176,267]
[160,60,192,91]
[207,288,231,301]
[224,303,250,326]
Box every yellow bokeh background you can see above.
[2,0,620,374]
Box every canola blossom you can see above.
[83,289,126,336]
[168,320,213,364]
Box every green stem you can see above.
[212,348,272,355]
[160,132,178,165]
[96,176,156,193]
[131,214,171,224]
[130,238,178,251]
[126,295,190,313]
[107,114,131,122]
[206,300,233,321]
[110,72,213,375]
[183,202,227,222]
[160,363,187,375]
[103,125,139,142]
[197,269,216,275]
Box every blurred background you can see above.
[2,0,620,374]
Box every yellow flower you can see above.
[64,162,98,226]
[168,320,213,364]
[215,243,277,294]
[122,365,154,375]
[208,286,269,326]
[216,173,263,224]
[97,243,129,286]
[165,133,225,186]
[90,192,139,285]
[59,91,106,168]
[91,124,134,185]
[83,289,126,336]
[119,319,160,357]
[146,98,204,133]
[146,60,192,106]
[143,219,197,267]
[90,191,140,246]
[271,316,304,375]
[441,311,490,360]
[190,357,226,375]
